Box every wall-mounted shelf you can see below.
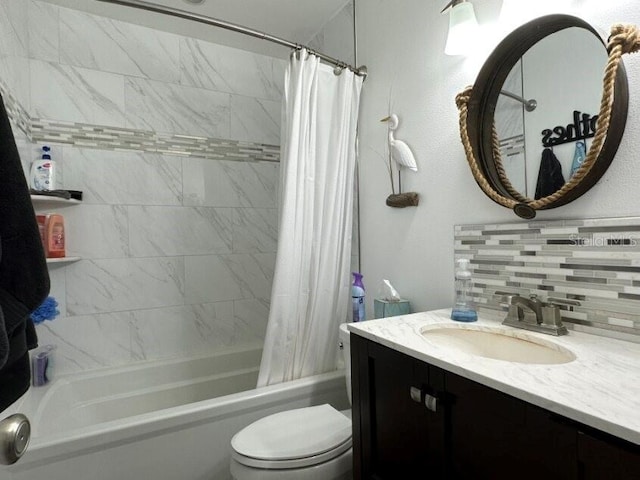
[30,194,82,209]
[46,257,81,266]
[31,195,82,269]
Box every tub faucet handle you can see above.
[0,414,30,465]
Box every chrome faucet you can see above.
[500,294,580,336]
[509,294,544,325]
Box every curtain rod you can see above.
[94,0,367,78]
[500,90,537,112]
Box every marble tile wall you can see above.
[455,218,640,343]
[0,0,29,111]
[0,0,285,374]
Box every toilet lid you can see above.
[231,404,352,465]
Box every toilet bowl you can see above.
[230,323,353,480]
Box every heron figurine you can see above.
[380,113,419,207]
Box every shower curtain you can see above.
[257,50,363,386]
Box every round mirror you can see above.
[465,14,628,216]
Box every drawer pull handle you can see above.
[410,387,437,412]
[410,386,422,403]
[424,394,437,412]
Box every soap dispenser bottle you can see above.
[451,258,477,322]
[30,145,57,191]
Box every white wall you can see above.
[355,0,640,316]
[308,1,355,65]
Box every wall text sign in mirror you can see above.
[541,111,598,147]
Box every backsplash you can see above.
[455,217,640,343]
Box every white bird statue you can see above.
[380,113,418,208]
[380,113,418,173]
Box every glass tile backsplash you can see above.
[455,217,640,342]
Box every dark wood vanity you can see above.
[351,334,640,480]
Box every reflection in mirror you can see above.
[494,27,607,200]
[459,15,630,219]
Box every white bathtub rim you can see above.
[7,369,347,471]
[8,342,264,429]
[32,365,260,435]
[47,341,264,384]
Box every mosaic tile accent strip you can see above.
[0,80,280,163]
[499,134,525,157]
[0,81,30,138]
[455,217,640,342]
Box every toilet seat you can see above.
[231,404,352,470]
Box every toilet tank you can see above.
[338,323,352,405]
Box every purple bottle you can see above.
[351,272,365,322]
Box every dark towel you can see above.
[0,93,50,411]
[535,148,566,200]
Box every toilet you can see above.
[229,323,353,480]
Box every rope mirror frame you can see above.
[456,15,633,219]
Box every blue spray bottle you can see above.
[351,272,365,322]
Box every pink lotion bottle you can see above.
[45,214,65,258]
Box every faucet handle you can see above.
[540,304,568,333]
[546,297,581,311]
[494,291,520,308]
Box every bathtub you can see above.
[1,344,349,480]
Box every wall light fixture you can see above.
[442,0,480,56]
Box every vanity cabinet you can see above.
[577,429,640,479]
[447,372,577,479]
[351,335,446,479]
[351,334,640,480]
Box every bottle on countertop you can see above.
[30,145,56,191]
[351,272,366,322]
[451,258,477,322]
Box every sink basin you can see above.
[419,325,575,365]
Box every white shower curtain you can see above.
[257,50,363,386]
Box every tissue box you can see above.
[374,298,411,318]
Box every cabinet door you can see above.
[351,335,446,480]
[447,373,577,480]
[578,429,640,479]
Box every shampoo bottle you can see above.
[451,258,477,322]
[351,272,366,322]
[30,145,56,191]
[45,214,65,258]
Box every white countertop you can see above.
[347,309,640,445]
